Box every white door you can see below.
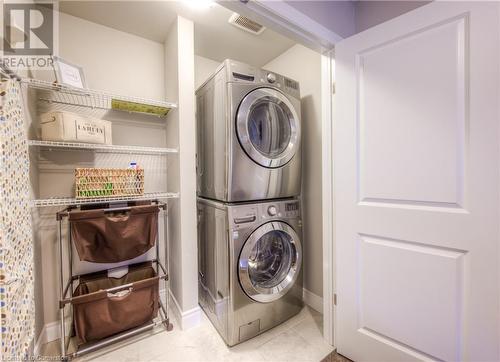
[335,2,499,361]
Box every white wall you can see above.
[59,14,165,99]
[194,55,219,90]
[354,1,430,33]
[284,1,429,38]
[31,12,165,99]
[264,44,323,298]
[284,0,429,37]
[164,16,200,326]
[285,0,356,38]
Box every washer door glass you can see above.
[237,88,300,168]
[239,222,302,303]
[248,230,293,288]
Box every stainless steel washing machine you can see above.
[196,59,301,202]
[197,197,303,346]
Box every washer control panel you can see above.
[266,72,277,83]
[229,199,300,229]
[283,201,300,218]
[267,205,278,216]
[261,200,300,220]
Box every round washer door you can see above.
[238,221,302,303]
[236,88,300,168]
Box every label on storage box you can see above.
[76,119,106,143]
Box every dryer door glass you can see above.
[237,88,300,168]
[238,221,302,303]
[247,100,291,157]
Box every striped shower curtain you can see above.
[0,78,34,359]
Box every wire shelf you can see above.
[33,192,179,207]
[22,78,177,118]
[28,140,178,155]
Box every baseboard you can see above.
[163,289,202,330]
[33,327,46,357]
[33,318,72,356]
[33,291,202,354]
[303,288,323,314]
[35,289,319,353]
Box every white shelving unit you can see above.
[28,140,178,155]
[33,192,179,208]
[23,77,178,358]
[24,77,178,208]
[23,78,177,117]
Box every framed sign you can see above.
[52,56,87,88]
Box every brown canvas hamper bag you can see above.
[69,205,159,263]
[72,262,159,344]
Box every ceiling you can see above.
[59,1,296,67]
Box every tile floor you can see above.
[41,306,334,362]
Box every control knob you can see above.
[267,205,278,216]
[267,73,276,83]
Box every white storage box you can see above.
[40,111,112,145]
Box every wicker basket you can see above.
[75,168,144,199]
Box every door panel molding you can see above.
[335,2,499,361]
[357,233,466,361]
[355,15,468,210]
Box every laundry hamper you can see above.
[72,262,160,344]
[69,204,159,263]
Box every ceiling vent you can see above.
[228,13,266,35]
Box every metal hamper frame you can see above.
[55,200,173,360]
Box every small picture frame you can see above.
[52,56,87,88]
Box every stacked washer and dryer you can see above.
[196,59,304,346]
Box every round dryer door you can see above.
[236,88,300,168]
[238,221,302,303]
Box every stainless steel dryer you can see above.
[196,59,301,202]
[197,197,303,346]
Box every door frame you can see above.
[321,50,335,347]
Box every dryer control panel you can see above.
[225,59,300,99]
